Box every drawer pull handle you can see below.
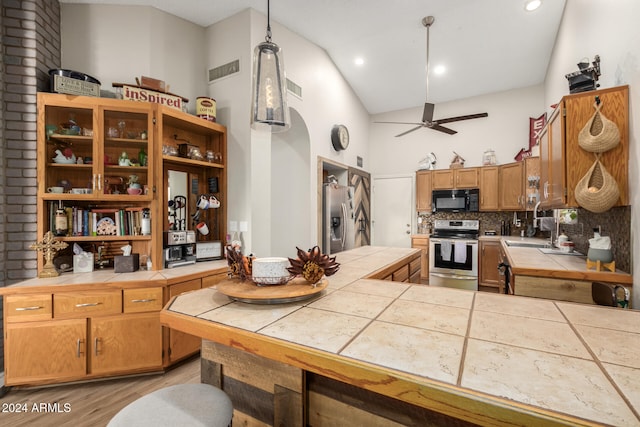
[76,339,84,357]
[15,306,43,311]
[94,337,101,356]
[131,298,155,303]
[75,302,101,308]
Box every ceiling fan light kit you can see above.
[375,15,488,137]
[251,0,290,132]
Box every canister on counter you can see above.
[196,97,216,122]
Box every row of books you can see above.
[49,202,150,237]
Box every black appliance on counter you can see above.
[432,188,479,213]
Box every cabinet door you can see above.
[499,162,524,210]
[432,170,454,189]
[479,241,500,290]
[455,168,478,188]
[564,86,629,207]
[91,312,163,375]
[524,157,540,211]
[415,171,432,212]
[168,279,202,363]
[547,108,566,207]
[411,237,429,281]
[5,319,87,385]
[479,167,499,211]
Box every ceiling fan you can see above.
[376,16,488,137]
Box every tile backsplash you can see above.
[418,206,631,273]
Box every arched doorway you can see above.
[270,108,311,258]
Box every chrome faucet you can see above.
[533,201,542,229]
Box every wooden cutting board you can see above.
[216,277,328,304]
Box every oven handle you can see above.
[430,272,477,281]
[430,238,478,245]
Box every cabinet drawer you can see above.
[123,287,163,313]
[202,271,228,288]
[5,294,52,323]
[409,258,421,276]
[411,237,429,247]
[54,290,122,319]
[392,265,409,282]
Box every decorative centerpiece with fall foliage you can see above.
[226,245,340,286]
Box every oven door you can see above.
[429,238,478,290]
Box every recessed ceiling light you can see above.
[524,0,542,11]
[433,65,446,75]
[354,57,364,66]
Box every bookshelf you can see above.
[36,93,227,272]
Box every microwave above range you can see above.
[432,188,479,213]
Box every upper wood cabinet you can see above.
[539,85,629,209]
[415,171,432,212]
[432,168,478,190]
[499,162,524,210]
[479,166,499,211]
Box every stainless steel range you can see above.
[429,219,479,290]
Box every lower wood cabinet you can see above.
[478,240,500,292]
[91,313,162,375]
[4,311,162,386]
[5,318,87,385]
[411,236,429,282]
[167,279,202,364]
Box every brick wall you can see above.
[0,0,61,373]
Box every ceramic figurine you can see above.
[53,148,76,164]
[118,151,131,166]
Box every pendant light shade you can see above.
[250,1,290,132]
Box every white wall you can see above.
[60,4,207,109]
[544,0,639,307]
[206,9,371,255]
[369,85,545,174]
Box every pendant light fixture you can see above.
[250,0,290,132]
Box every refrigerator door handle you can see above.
[341,202,347,248]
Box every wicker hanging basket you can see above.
[574,157,619,213]
[578,101,620,153]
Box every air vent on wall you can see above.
[208,59,240,82]
[286,78,302,99]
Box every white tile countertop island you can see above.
[160,246,640,426]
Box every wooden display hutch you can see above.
[36,92,227,272]
[0,93,229,387]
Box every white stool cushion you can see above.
[108,383,232,427]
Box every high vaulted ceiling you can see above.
[59,0,566,114]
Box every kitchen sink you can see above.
[538,247,583,256]
[504,240,551,248]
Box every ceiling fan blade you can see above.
[374,121,424,126]
[395,125,424,137]
[436,112,488,125]
[430,124,457,135]
[422,102,435,123]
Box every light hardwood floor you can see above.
[0,357,200,427]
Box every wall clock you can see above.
[331,124,349,151]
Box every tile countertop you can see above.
[161,246,640,426]
[496,237,632,285]
[0,259,229,294]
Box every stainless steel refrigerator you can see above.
[323,183,355,255]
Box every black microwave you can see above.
[432,188,480,213]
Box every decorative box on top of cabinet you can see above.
[538,85,629,209]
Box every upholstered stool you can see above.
[108,383,233,427]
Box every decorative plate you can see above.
[96,217,117,236]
